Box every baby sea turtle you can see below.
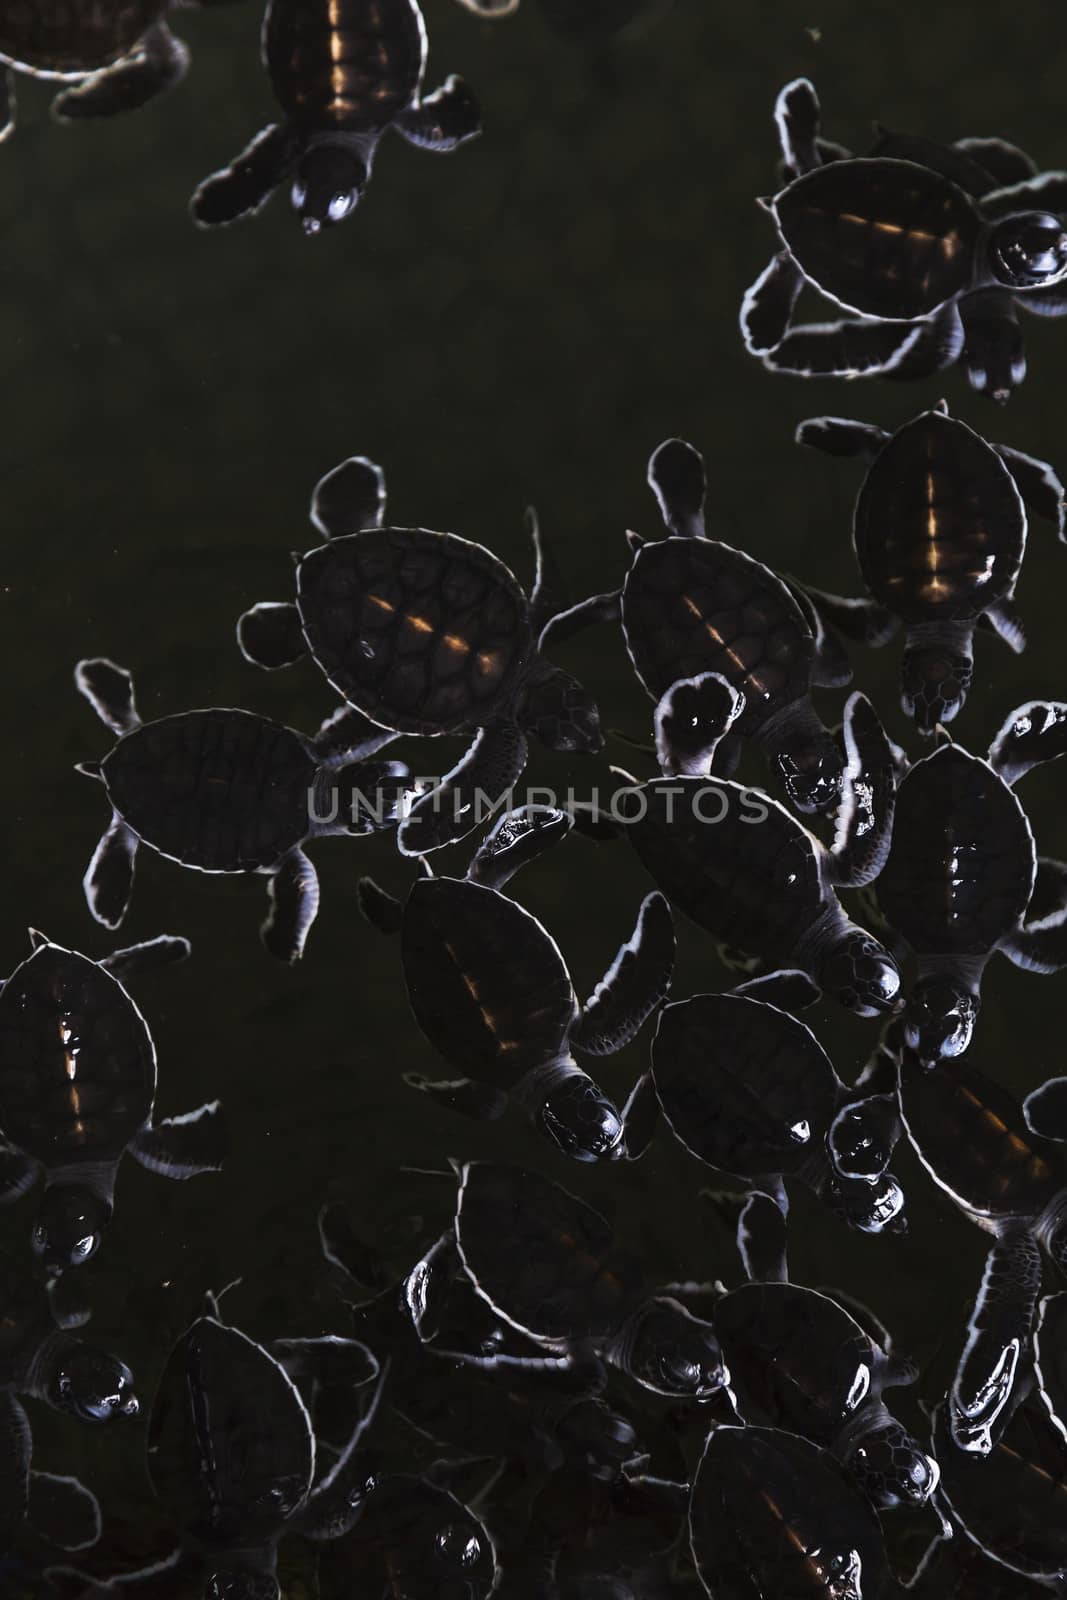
[652,992,906,1266]
[933,1390,1067,1588]
[0,0,231,139]
[795,403,1066,728]
[877,702,1067,1065]
[549,438,849,813]
[360,805,673,1160]
[688,1425,898,1600]
[618,688,901,1015]
[237,454,602,854]
[0,932,222,1273]
[192,0,481,233]
[898,1048,1067,1454]
[74,657,409,961]
[0,1227,138,1558]
[742,78,1067,396]
[453,1162,727,1400]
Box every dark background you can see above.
[7,0,1067,1585]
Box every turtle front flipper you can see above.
[313,704,399,762]
[730,969,820,1011]
[988,699,1067,786]
[1001,859,1067,973]
[654,672,744,776]
[75,658,140,736]
[761,316,928,378]
[394,76,482,151]
[99,934,191,983]
[954,136,1038,187]
[783,578,899,648]
[794,414,890,461]
[271,1335,380,1391]
[1023,1077,1067,1141]
[311,456,387,539]
[959,289,1025,402]
[404,1073,510,1123]
[536,588,622,652]
[27,1470,102,1552]
[237,601,307,670]
[83,813,138,930]
[191,123,298,228]
[1034,1292,1067,1440]
[0,1392,30,1550]
[569,892,675,1056]
[398,721,528,855]
[993,442,1067,539]
[614,1070,658,1161]
[981,170,1067,218]
[774,77,822,176]
[739,251,805,355]
[262,847,320,961]
[466,803,573,890]
[826,692,897,889]
[950,1229,1041,1453]
[647,437,706,539]
[0,69,14,143]
[53,25,189,120]
[780,580,853,689]
[128,1101,224,1179]
[979,598,1027,653]
[356,876,404,935]
[0,1137,39,1204]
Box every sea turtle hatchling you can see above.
[742,78,1067,396]
[0,1226,139,1560]
[876,701,1067,1066]
[237,453,603,855]
[73,656,410,962]
[898,1047,1067,1455]
[360,805,673,1161]
[546,437,851,814]
[617,687,902,1016]
[191,0,481,233]
[452,1161,728,1402]
[0,0,236,139]
[0,931,223,1274]
[793,402,1066,729]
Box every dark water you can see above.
[7,0,1067,1588]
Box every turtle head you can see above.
[204,1571,280,1600]
[32,1185,111,1271]
[519,665,601,754]
[773,726,843,814]
[821,931,901,1018]
[989,211,1067,289]
[841,1418,940,1510]
[828,1171,907,1236]
[903,975,979,1067]
[621,1297,726,1398]
[292,141,369,236]
[539,1073,622,1162]
[900,643,972,731]
[52,1342,139,1422]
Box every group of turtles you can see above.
[4,13,1067,1598]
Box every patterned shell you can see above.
[265,0,426,132]
[0,1,165,76]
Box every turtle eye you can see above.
[71,1234,97,1263]
[434,1523,483,1570]
[328,191,355,223]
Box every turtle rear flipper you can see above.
[761,315,928,378]
[569,892,674,1056]
[614,1070,658,1161]
[647,437,706,539]
[83,813,138,930]
[0,69,14,143]
[404,1073,510,1123]
[826,692,896,888]
[191,122,297,228]
[75,658,139,735]
[739,251,804,355]
[993,442,1067,539]
[0,1393,30,1550]
[311,455,386,539]
[27,1471,101,1552]
[395,75,482,151]
[654,672,744,776]
[99,934,190,983]
[262,847,320,961]
[1024,1077,1067,1141]
[398,720,528,855]
[950,1229,1041,1455]
[467,803,573,890]
[736,1186,789,1284]
[0,1137,39,1204]
[237,600,307,669]
[957,289,1025,401]
[988,700,1067,787]
[356,876,404,935]
[53,24,188,120]
[979,598,1027,653]
[794,414,890,461]
[128,1101,224,1179]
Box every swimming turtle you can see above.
[191,0,481,233]
[360,806,673,1161]
[876,702,1067,1066]
[742,78,1067,397]
[0,932,223,1274]
[547,438,850,814]
[452,1162,727,1401]
[0,1228,138,1559]
[237,454,602,853]
[794,403,1067,728]
[898,1048,1067,1454]
[652,993,906,1270]
[74,656,409,961]
[688,1425,898,1600]
[0,0,234,139]
[617,686,901,1015]
[933,1390,1067,1588]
